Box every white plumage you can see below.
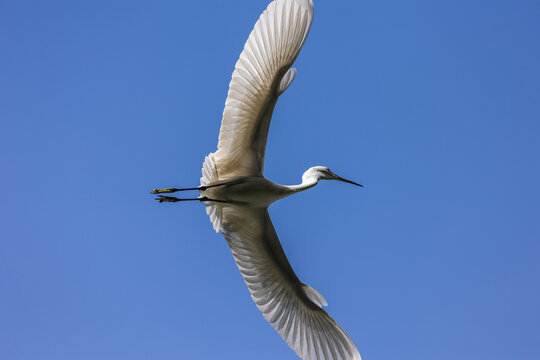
[154,1,362,359]
[212,0,314,180]
[218,206,361,360]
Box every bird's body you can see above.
[153,1,363,359]
[199,167,359,208]
[200,176,293,208]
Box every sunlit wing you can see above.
[218,205,361,360]
[211,0,314,180]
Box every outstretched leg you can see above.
[150,180,237,194]
[151,178,243,194]
[152,187,202,194]
[155,195,232,204]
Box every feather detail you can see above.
[210,0,314,180]
[301,284,328,308]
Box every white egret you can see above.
[153,1,362,359]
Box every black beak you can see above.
[333,174,363,187]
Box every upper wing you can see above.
[218,205,361,360]
[211,0,314,180]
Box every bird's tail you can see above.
[201,154,223,232]
[200,153,219,186]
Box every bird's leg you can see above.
[151,187,200,194]
[155,195,195,202]
[151,181,235,194]
[155,195,232,204]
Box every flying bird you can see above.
[152,0,362,359]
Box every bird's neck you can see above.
[286,175,319,193]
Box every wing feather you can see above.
[211,0,314,180]
[216,205,361,360]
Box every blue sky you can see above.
[1,0,539,359]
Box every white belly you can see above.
[201,177,291,207]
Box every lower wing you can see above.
[215,204,361,360]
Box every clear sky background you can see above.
[1,1,539,359]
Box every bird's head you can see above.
[304,166,363,187]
